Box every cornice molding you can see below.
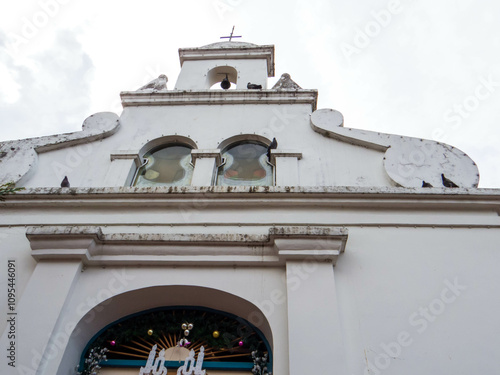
[178,45,275,76]
[120,90,318,110]
[5,185,500,199]
[26,225,348,266]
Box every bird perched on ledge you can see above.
[137,74,168,91]
[267,138,278,161]
[247,82,262,89]
[422,181,433,188]
[441,173,459,188]
[60,176,70,188]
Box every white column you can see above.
[275,236,347,375]
[270,150,302,186]
[0,260,82,375]
[190,149,221,186]
[106,151,142,187]
[285,261,347,374]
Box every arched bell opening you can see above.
[207,66,238,90]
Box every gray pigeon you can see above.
[60,176,70,188]
[272,73,302,90]
[441,173,458,188]
[422,181,433,188]
[137,74,168,91]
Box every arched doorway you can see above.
[58,286,273,375]
[79,306,271,374]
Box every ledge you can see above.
[120,89,318,110]
[270,149,303,164]
[5,185,500,198]
[191,149,222,166]
[26,225,348,266]
[110,150,141,166]
[179,44,275,76]
[3,186,500,213]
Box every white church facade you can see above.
[1,40,499,375]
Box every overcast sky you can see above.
[1,0,499,187]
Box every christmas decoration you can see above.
[177,346,206,375]
[110,341,116,346]
[84,308,267,365]
[139,344,167,375]
[76,346,108,375]
[251,351,272,375]
[238,341,244,347]
[139,344,206,375]
[178,322,193,347]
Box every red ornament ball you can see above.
[238,341,244,347]
[110,340,116,346]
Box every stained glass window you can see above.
[217,143,273,186]
[134,145,193,187]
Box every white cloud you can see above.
[0,28,94,140]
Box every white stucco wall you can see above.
[336,226,500,374]
[15,103,395,190]
[1,187,499,374]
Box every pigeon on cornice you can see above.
[247,82,262,89]
[272,73,301,90]
[441,173,459,188]
[60,176,70,188]
[137,74,168,91]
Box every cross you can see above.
[220,26,241,42]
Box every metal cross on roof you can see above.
[220,26,241,42]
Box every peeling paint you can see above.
[311,108,480,188]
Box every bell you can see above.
[221,76,231,90]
